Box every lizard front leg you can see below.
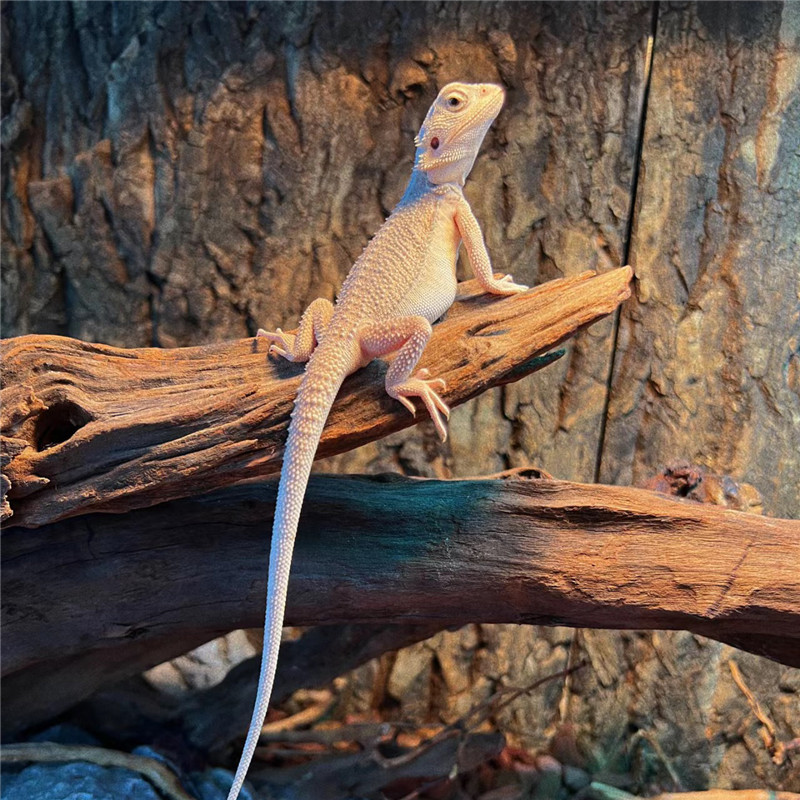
[258,297,334,363]
[455,197,529,295]
[358,316,450,442]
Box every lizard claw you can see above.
[489,274,529,295]
[388,375,450,442]
[396,395,417,416]
[258,328,300,362]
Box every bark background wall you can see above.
[2,1,798,794]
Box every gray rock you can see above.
[563,765,591,792]
[1,762,162,800]
[191,767,258,800]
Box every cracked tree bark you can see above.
[2,1,799,793]
[598,3,800,517]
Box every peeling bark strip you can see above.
[2,472,798,735]
[0,267,632,528]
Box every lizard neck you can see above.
[399,168,463,206]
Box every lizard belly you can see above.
[396,205,460,323]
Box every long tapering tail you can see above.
[226,357,345,800]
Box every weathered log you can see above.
[55,623,443,755]
[3,472,798,736]
[1,267,631,528]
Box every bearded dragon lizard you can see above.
[226,82,527,800]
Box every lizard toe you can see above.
[395,395,417,415]
[389,378,449,439]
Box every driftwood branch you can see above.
[181,622,444,758]
[49,623,442,756]
[1,268,632,528]
[3,472,798,735]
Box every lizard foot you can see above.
[488,274,529,295]
[257,328,301,362]
[388,374,450,442]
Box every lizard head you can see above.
[413,82,505,186]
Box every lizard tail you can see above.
[226,357,345,800]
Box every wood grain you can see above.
[1,268,631,528]
[3,472,797,734]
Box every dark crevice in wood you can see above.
[594,1,660,484]
[34,400,94,451]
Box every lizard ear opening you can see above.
[430,137,440,150]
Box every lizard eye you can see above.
[444,91,468,111]
[430,137,440,150]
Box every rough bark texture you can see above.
[2,1,799,794]
[1,1,652,486]
[599,3,800,517]
[0,268,632,528]
[3,473,799,737]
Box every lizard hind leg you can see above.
[358,316,450,442]
[258,297,334,363]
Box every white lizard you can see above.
[226,81,527,800]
